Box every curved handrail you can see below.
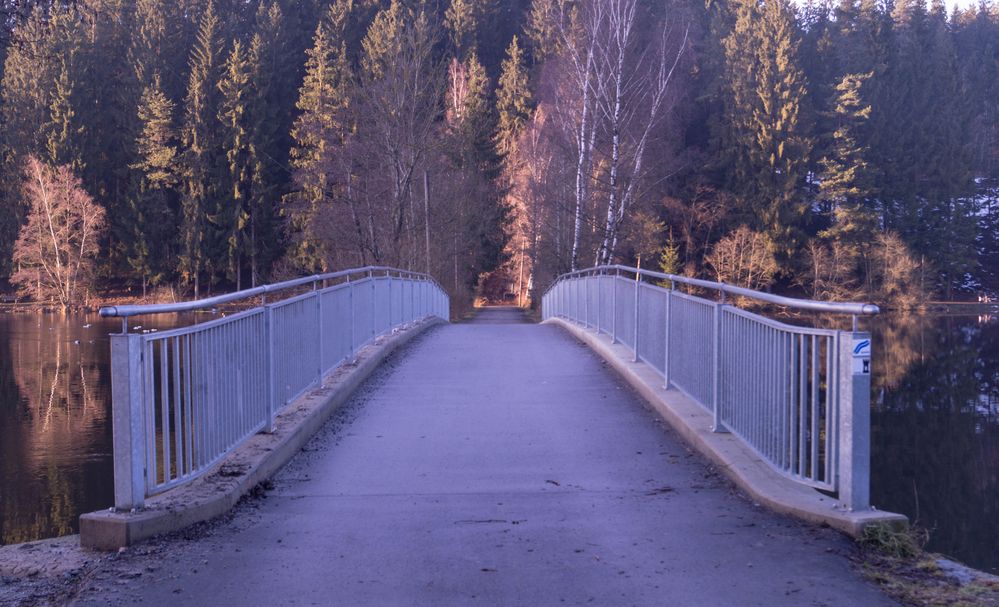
[543,265,880,316]
[100,266,445,319]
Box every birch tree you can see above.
[592,2,687,265]
[11,156,106,307]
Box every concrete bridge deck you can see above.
[72,307,895,606]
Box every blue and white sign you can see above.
[852,337,871,375]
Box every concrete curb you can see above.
[79,318,445,550]
[545,317,907,537]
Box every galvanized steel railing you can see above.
[542,265,875,511]
[102,266,449,510]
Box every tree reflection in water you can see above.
[0,312,188,546]
[0,312,113,545]
[870,312,998,574]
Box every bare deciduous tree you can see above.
[705,225,778,292]
[11,156,106,307]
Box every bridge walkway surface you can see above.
[71,307,896,606]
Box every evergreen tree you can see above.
[285,2,352,272]
[129,75,179,295]
[244,1,293,286]
[877,0,975,295]
[45,58,83,171]
[495,35,531,156]
[445,0,483,58]
[217,39,252,290]
[178,1,225,297]
[721,0,812,263]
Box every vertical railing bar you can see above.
[781,332,789,471]
[143,338,155,490]
[316,289,324,385]
[159,339,170,485]
[663,285,671,389]
[192,332,202,470]
[811,334,821,481]
[184,335,194,475]
[797,334,806,478]
[220,324,229,453]
[612,272,618,343]
[633,273,640,362]
[172,336,183,479]
[214,326,222,459]
[767,326,775,459]
[711,302,723,432]
[825,334,834,485]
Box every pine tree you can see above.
[445,0,480,58]
[817,72,878,291]
[178,1,224,297]
[244,1,292,286]
[45,58,83,171]
[217,39,252,290]
[495,36,532,156]
[129,74,179,295]
[877,0,975,295]
[285,2,352,272]
[525,0,558,63]
[721,0,812,264]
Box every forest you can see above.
[0,0,996,310]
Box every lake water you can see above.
[0,309,996,573]
[868,311,998,574]
[0,311,190,546]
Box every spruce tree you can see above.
[285,3,352,272]
[721,0,812,263]
[495,35,531,157]
[445,0,480,58]
[244,1,292,286]
[178,1,224,296]
[45,59,83,171]
[218,39,252,290]
[129,74,179,295]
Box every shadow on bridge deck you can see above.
[72,317,896,606]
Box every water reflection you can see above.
[870,312,999,574]
[0,312,188,545]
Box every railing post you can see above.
[837,331,871,511]
[612,270,617,343]
[112,333,146,510]
[315,284,323,383]
[584,275,589,328]
[265,303,276,432]
[595,271,601,332]
[370,270,376,338]
[633,271,640,362]
[664,286,672,389]
[388,272,394,327]
[711,300,728,433]
[348,277,355,355]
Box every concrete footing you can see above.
[546,317,907,537]
[80,318,444,550]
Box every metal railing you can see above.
[542,265,875,511]
[102,267,449,510]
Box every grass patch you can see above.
[857,523,999,606]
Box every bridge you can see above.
[74,266,904,605]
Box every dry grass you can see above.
[857,523,999,607]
